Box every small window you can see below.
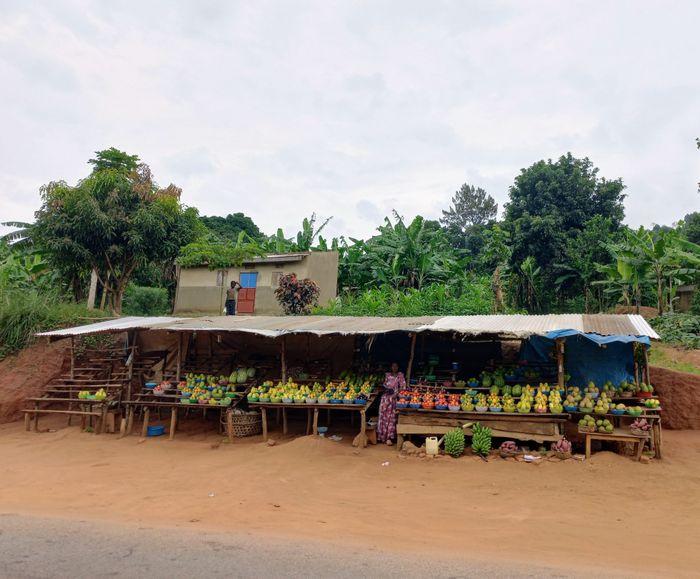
[271,271,283,287]
[216,270,225,287]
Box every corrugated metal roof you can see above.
[37,313,659,340]
[36,316,183,337]
[242,252,309,265]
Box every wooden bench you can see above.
[584,431,649,461]
[396,408,567,450]
[22,408,105,433]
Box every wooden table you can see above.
[121,395,245,442]
[584,430,649,461]
[249,396,377,447]
[23,396,116,434]
[569,410,662,458]
[396,408,568,448]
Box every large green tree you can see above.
[440,183,498,251]
[200,212,262,241]
[34,149,200,314]
[503,153,626,311]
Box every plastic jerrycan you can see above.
[425,436,439,455]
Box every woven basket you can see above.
[578,426,596,434]
[220,411,262,437]
[554,450,572,460]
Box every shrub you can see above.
[122,284,170,316]
[275,274,320,315]
[649,313,700,349]
[0,289,109,358]
[315,279,493,317]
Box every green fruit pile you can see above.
[444,428,465,458]
[578,414,596,431]
[595,418,614,433]
[472,422,492,456]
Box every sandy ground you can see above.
[2,417,700,577]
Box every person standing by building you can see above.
[225,280,241,315]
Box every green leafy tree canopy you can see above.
[34,149,201,314]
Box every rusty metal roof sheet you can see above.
[37,314,660,340]
[36,316,183,337]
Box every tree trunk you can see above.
[656,272,664,316]
[492,266,504,313]
[583,284,590,314]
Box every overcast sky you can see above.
[1,1,698,240]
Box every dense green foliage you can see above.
[440,183,497,250]
[122,284,171,316]
[200,213,262,241]
[177,236,260,269]
[33,149,201,313]
[3,146,699,330]
[0,289,109,358]
[315,279,493,317]
[649,314,700,349]
[503,153,626,311]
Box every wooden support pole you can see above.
[643,345,651,385]
[633,343,640,386]
[175,333,183,382]
[261,407,268,441]
[140,407,150,438]
[226,410,234,444]
[169,407,177,440]
[70,336,75,379]
[406,333,417,384]
[556,339,565,389]
[280,336,287,383]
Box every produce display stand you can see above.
[250,394,378,448]
[569,409,662,458]
[396,407,568,449]
[23,396,116,434]
[120,387,250,442]
[584,429,649,461]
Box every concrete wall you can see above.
[173,251,339,315]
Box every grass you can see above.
[649,344,700,376]
[0,290,110,358]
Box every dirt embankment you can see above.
[0,340,68,423]
[651,366,700,429]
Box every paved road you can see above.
[0,514,604,578]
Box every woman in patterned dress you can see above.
[377,362,405,445]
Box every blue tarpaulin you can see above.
[521,330,648,387]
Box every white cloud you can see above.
[0,0,698,240]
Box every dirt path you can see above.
[2,420,699,577]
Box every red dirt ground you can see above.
[651,366,700,429]
[1,420,699,577]
[0,339,69,424]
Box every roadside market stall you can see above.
[37,314,663,459]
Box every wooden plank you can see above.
[141,407,150,438]
[261,407,268,441]
[280,336,287,383]
[169,407,177,440]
